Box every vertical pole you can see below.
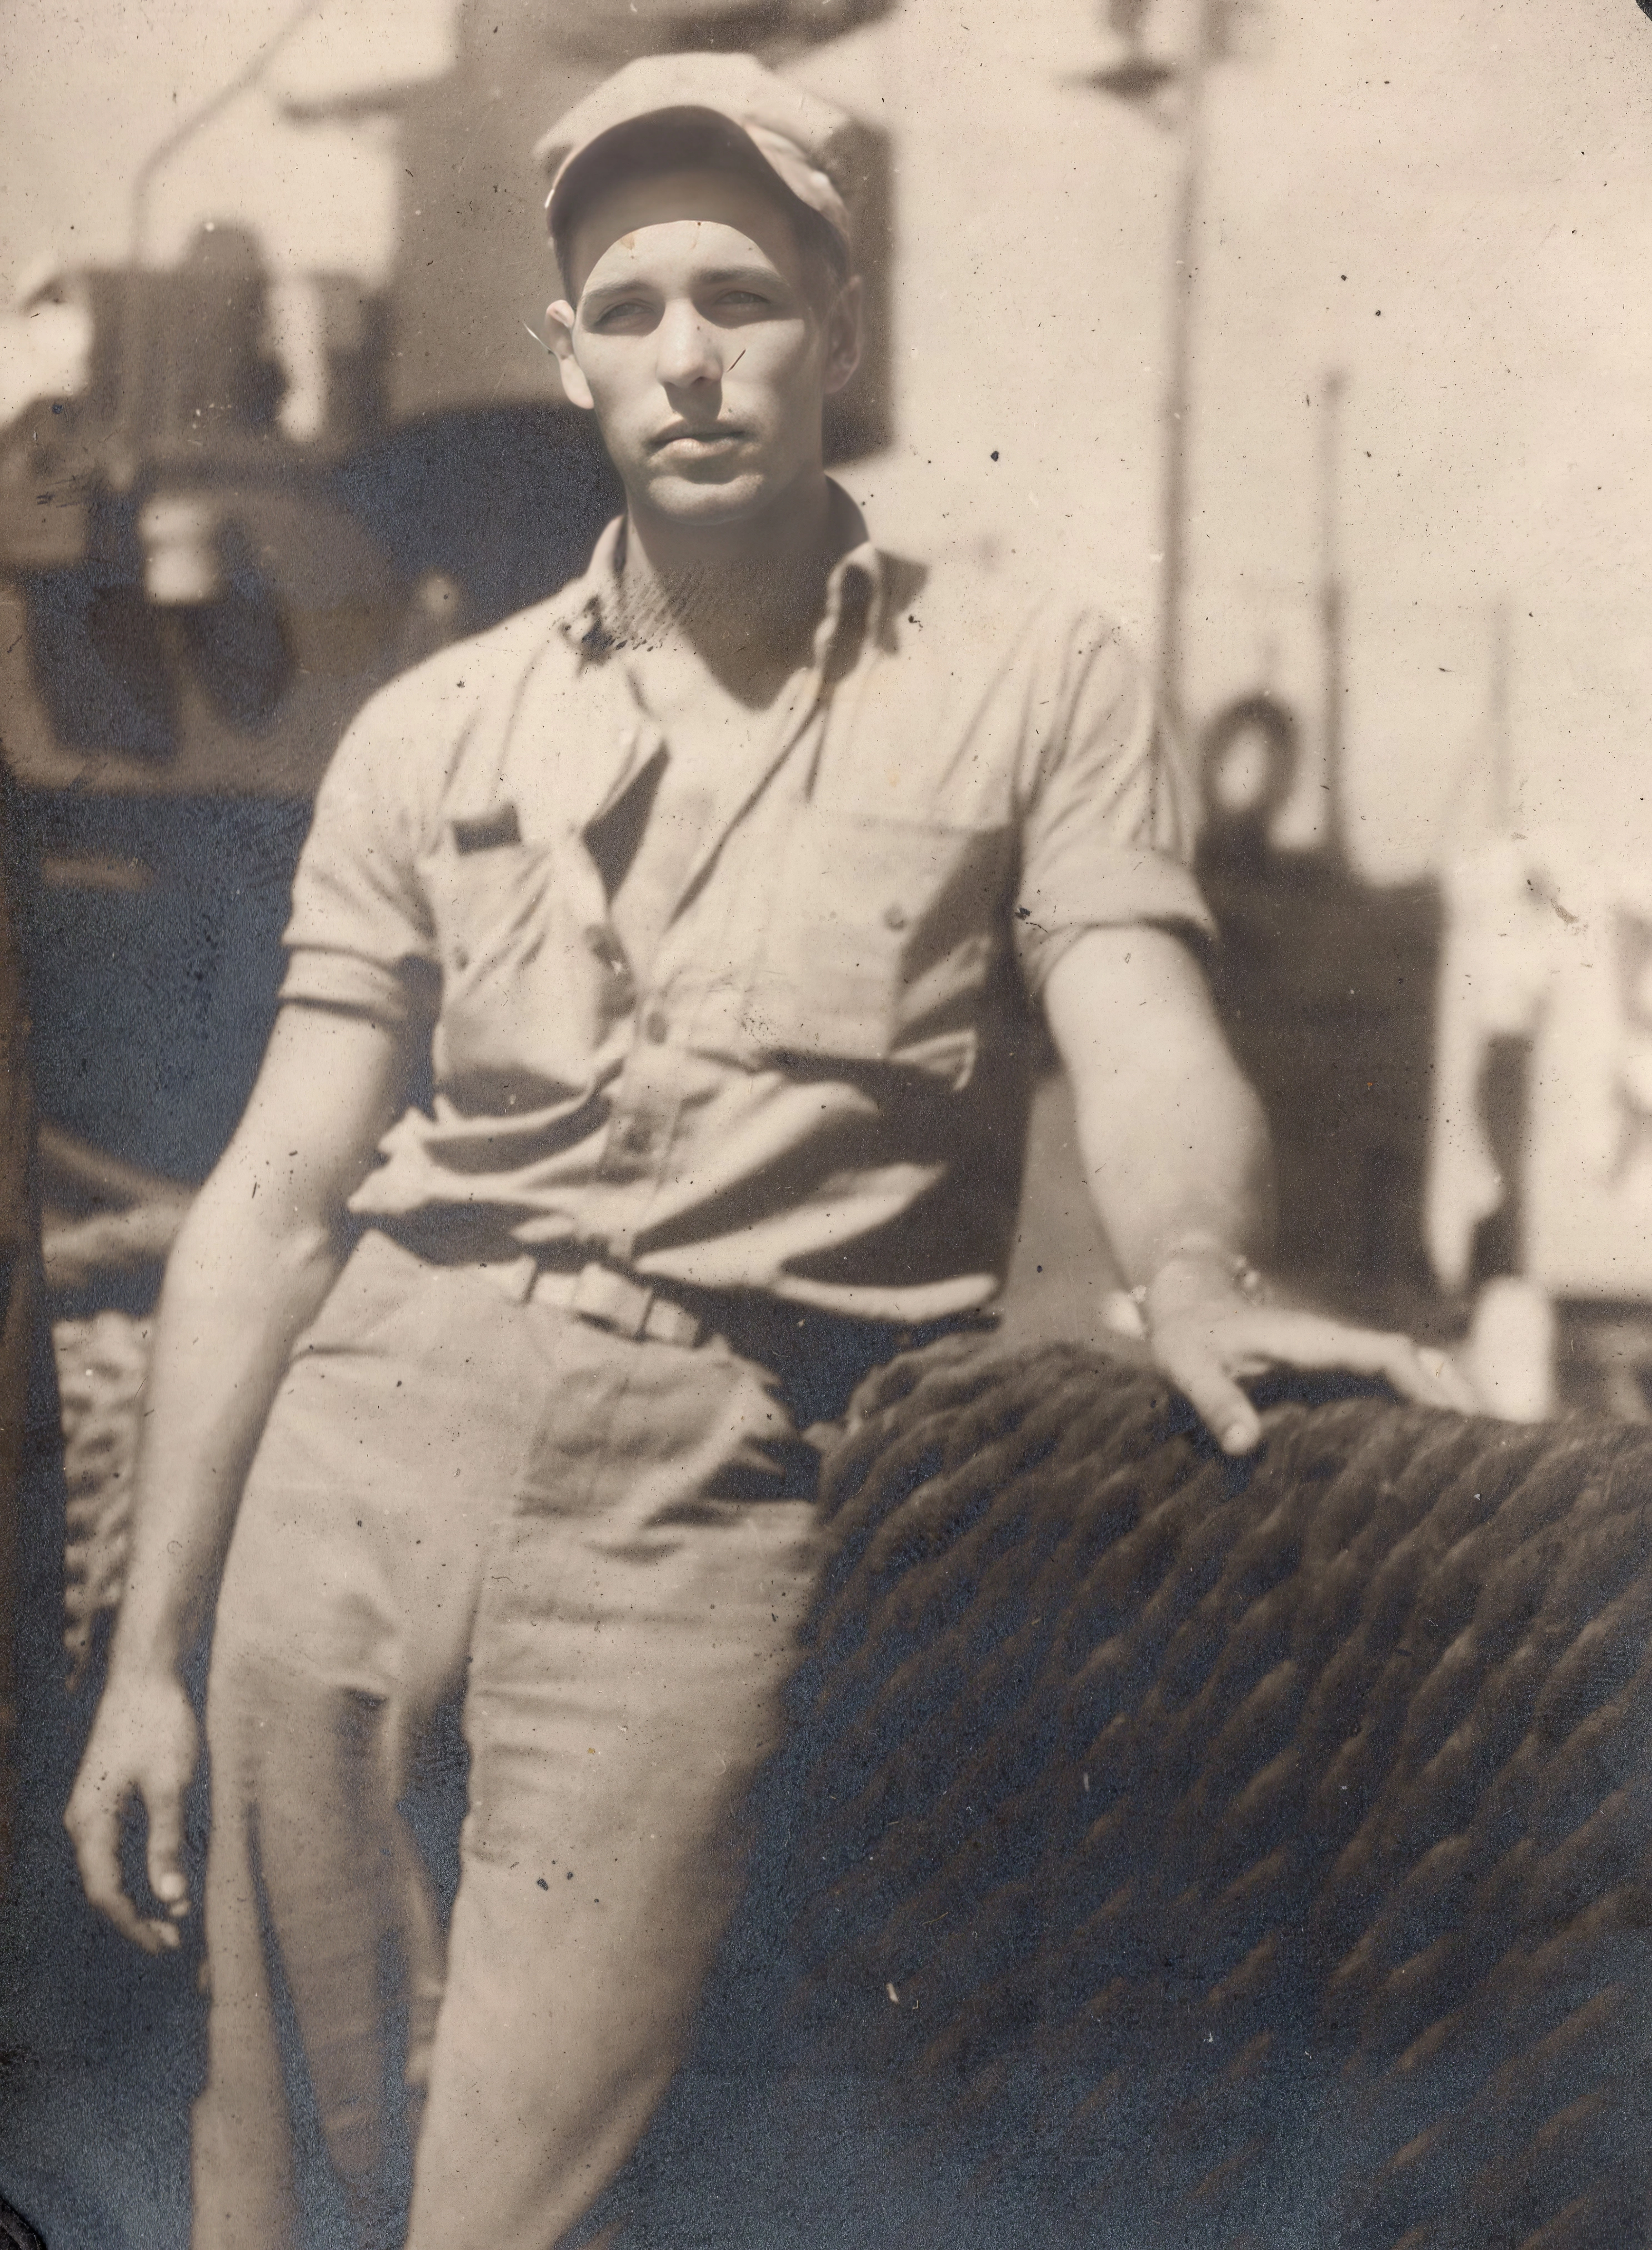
[1319,367,1348,863]
[1488,594,1513,833]
[1157,0,1215,731]
[0,812,38,1899]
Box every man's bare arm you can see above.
[1044,926,1473,1453]
[65,1003,413,1951]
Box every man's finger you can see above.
[64,1781,122,1915]
[145,1786,190,1919]
[67,1779,183,1953]
[1217,1310,1475,1412]
[1150,1335,1263,1455]
[66,1788,170,1952]
[1413,1345,1479,1414]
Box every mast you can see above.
[1155,0,1218,730]
[1318,366,1348,862]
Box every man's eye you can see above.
[590,300,650,329]
[715,290,770,310]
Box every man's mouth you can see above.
[649,425,747,453]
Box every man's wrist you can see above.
[104,1590,197,1689]
[1133,1236,1268,1326]
[104,1640,189,1695]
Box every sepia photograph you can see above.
[1,1,1651,2244]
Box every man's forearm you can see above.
[1079,1044,1273,1291]
[106,1181,347,1682]
[102,1004,411,1682]
[1044,925,1276,1289]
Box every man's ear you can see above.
[546,300,594,412]
[822,274,863,399]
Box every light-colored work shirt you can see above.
[280,492,1213,1323]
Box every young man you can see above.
[65,52,1470,2250]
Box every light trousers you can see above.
[192,1229,826,2250]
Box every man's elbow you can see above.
[1048,925,1233,1091]
[166,1155,347,1300]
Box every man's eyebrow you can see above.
[582,262,787,308]
[580,276,657,309]
[695,263,787,290]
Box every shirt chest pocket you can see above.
[419,831,627,1107]
[744,809,1013,1089]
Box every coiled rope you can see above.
[713,1340,1652,2250]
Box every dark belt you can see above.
[488,1249,980,1354]
[378,1227,993,1422]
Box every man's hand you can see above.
[1143,1248,1476,1456]
[65,1668,198,1953]
[1044,929,1479,1455]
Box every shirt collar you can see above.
[552,479,890,675]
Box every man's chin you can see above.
[636,466,781,525]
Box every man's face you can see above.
[548,167,860,530]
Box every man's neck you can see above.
[616,473,853,707]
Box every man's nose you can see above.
[655,302,722,389]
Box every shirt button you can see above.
[619,1119,653,1156]
[883,903,909,930]
[453,946,469,970]
[642,1006,669,1044]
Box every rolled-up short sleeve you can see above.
[1012,607,1214,993]
[279,672,449,1031]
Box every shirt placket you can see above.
[592,565,877,1263]
[584,706,667,1199]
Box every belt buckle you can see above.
[569,1261,704,1349]
[642,1296,705,1350]
[570,1261,650,1337]
[474,1252,538,1304]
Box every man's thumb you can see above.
[145,1790,188,1910]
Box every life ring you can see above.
[1198,690,1300,840]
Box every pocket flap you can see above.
[748,810,1011,1075]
